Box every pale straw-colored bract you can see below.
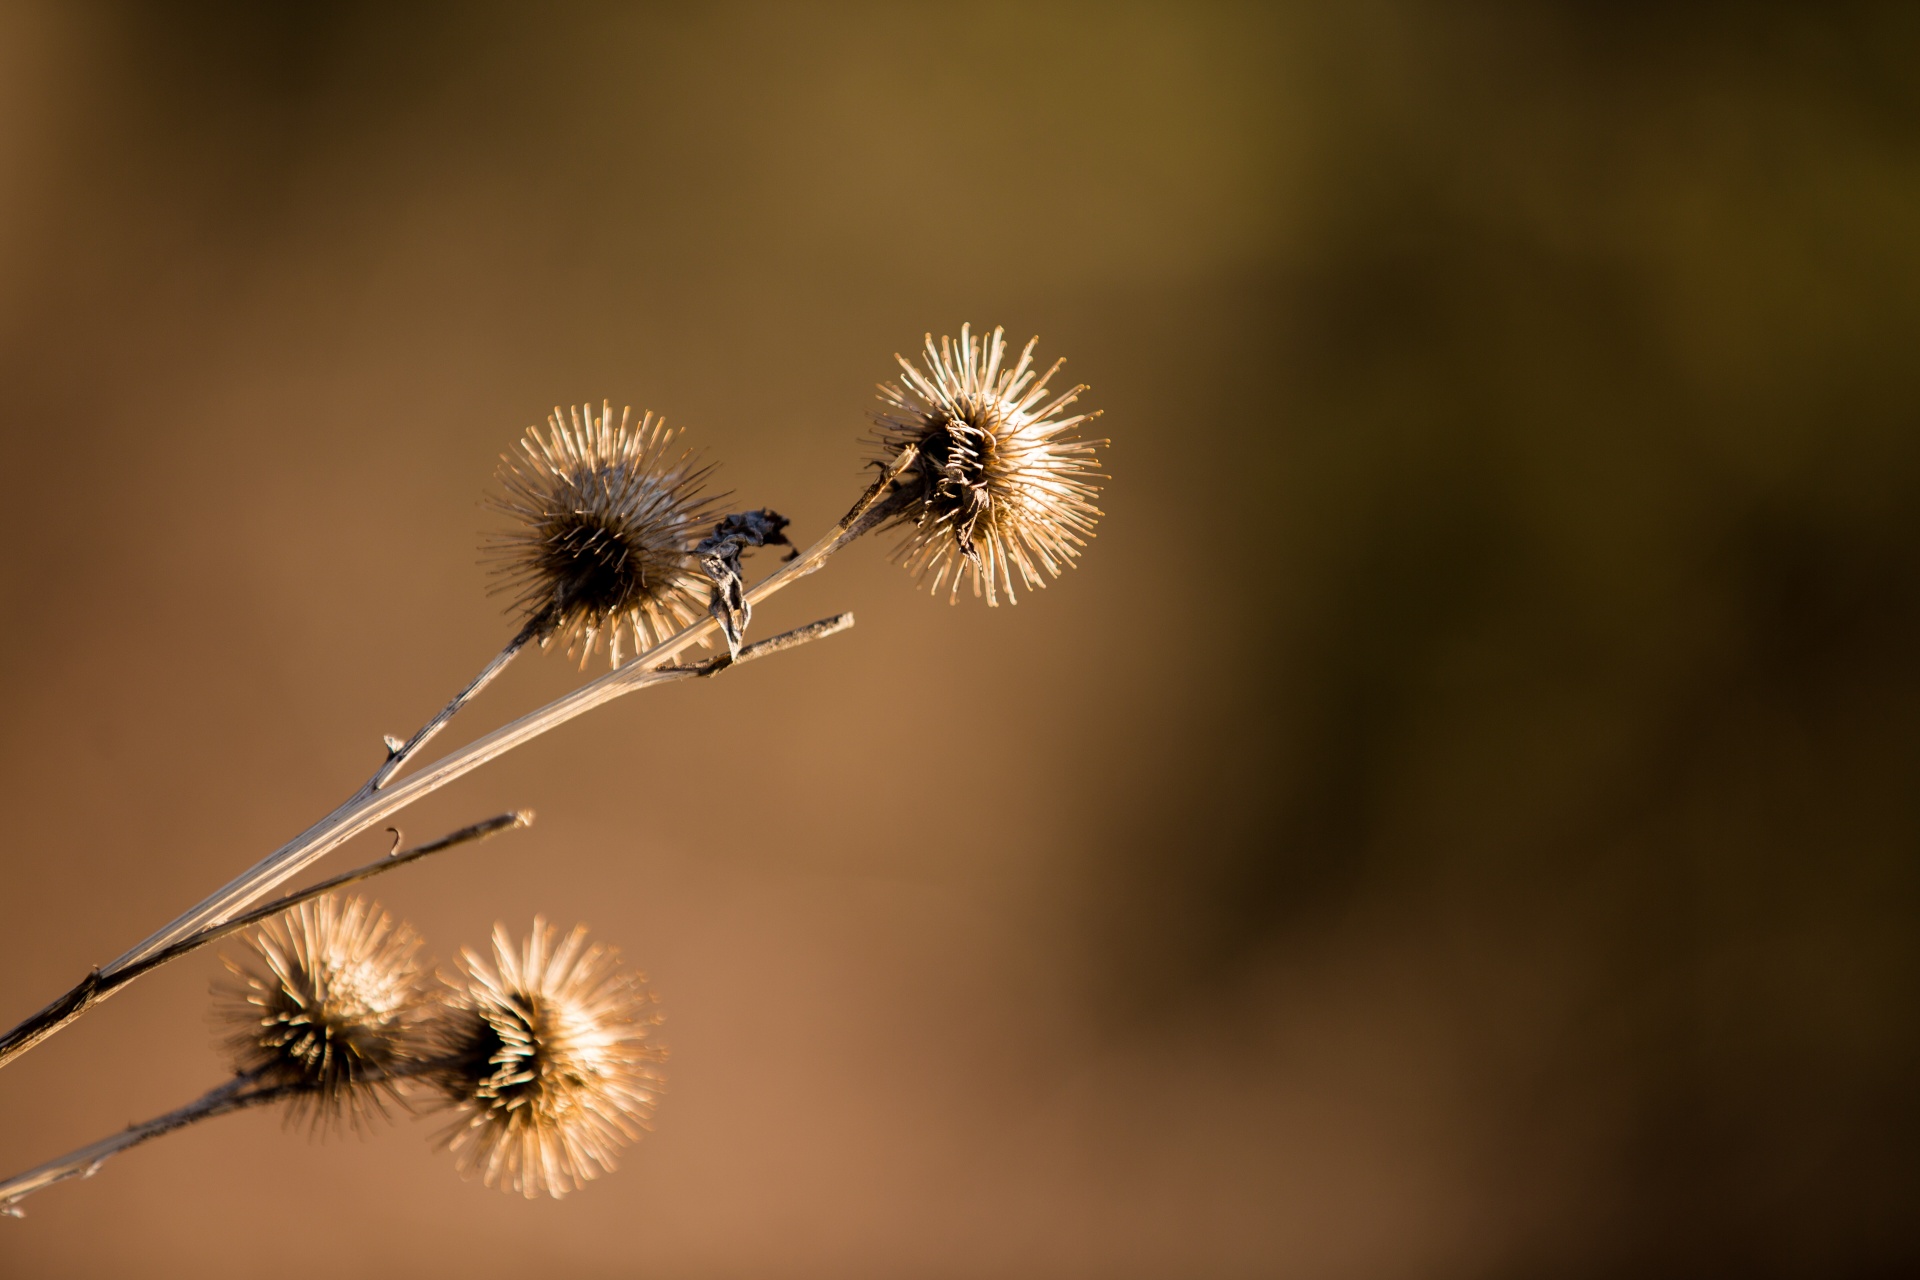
[431,918,664,1198]
[487,402,718,666]
[217,895,427,1133]
[872,324,1103,604]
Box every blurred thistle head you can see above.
[430,917,664,1199]
[217,895,428,1133]
[486,401,719,666]
[871,324,1104,605]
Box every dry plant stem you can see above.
[1,452,908,1072]
[0,1054,452,1216]
[0,614,856,1074]
[373,613,546,790]
[0,1052,462,1215]
[108,617,545,977]
[0,1070,296,1215]
[122,812,532,981]
[112,452,912,962]
[0,814,532,1074]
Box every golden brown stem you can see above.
[0,452,908,1074]
[0,814,532,1073]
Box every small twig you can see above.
[372,612,546,791]
[0,1071,290,1215]
[117,812,533,985]
[0,1052,456,1216]
[0,814,532,1074]
[671,612,857,679]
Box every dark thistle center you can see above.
[258,972,386,1081]
[918,407,999,559]
[263,1001,333,1072]
[540,513,645,615]
[463,1001,563,1111]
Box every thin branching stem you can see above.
[112,456,910,966]
[0,614,857,1071]
[119,812,533,981]
[0,814,533,1073]
[0,1070,290,1215]
[0,451,909,1073]
[108,618,547,979]
[0,1055,458,1216]
[373,612,548,791]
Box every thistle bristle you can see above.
[485,401,722,666]
[428,917,665,1199]
[869,324,1105,605]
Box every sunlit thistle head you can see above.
[430,918,664,1199]
[871,324,1104,604]
[487,402,719,666]
[217,895,428,1133]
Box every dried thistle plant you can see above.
[430,918,664,1198]
[217,895,428,1134]
[487,402,720,667]
[0,323,1105,1215]
[872,324,1104,604]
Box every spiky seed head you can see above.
[430,917,665,1199]
[486,402,720,666]
[871,324,1104,605]
[217,895,429,1133]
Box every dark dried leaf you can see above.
[695,509,792,657]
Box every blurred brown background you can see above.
[1,3,1917,1277]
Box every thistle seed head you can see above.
[871,324,1104,604]
[486,402,720,666]
[217,895,429,1133]
[430,918,664,1199]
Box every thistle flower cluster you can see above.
[488,326,1104,643]
[218,897,662,1199]
[0,322,1105,1218]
